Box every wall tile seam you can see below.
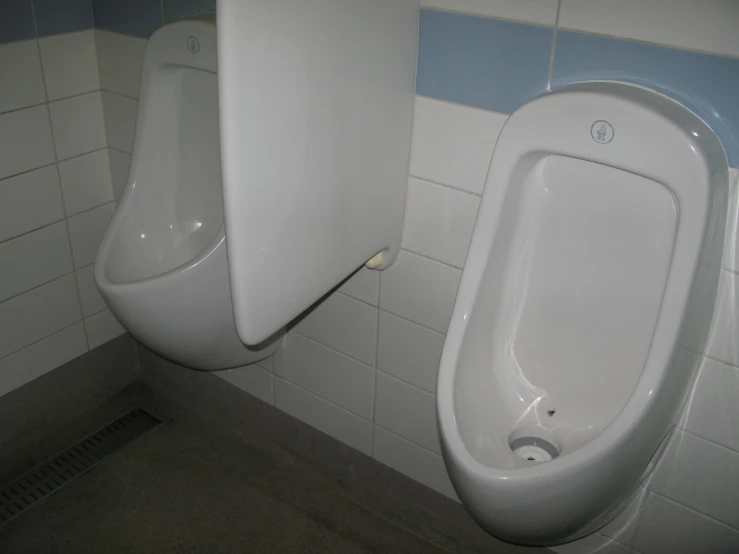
[333,289,378,309]
[0,263,76,306]
[0,146,108,185]
[376,368,437,398]
[100,88,138,102]
[702,354,739,373]
[668,426,739,458]
[0,317,85,365]
[647,490,739,535]
[273,374,373,423]
[28,0,89,351]
[397,247,464,272]
[420,7,557,30]
[373,423,445,460]
[66,199,116,221]
[546,0,562,91]
[377,304,451,337]
[286,330,377,372]
[0,216,67,246]
[0,87,103,118]
[407,173,484,200]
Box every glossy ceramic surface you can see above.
[218,0,419,345]
[437,82,728,544]
[95,17,282,370]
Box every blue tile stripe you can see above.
[34,0,94,37]
[417,9,553,115]
[92,0,162,38]
[163,0,216,24]
[0,0,36,44]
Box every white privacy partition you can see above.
[217,0,419,345]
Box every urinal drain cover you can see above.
[509,436,559,462]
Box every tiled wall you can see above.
[6,0,739,552]
[0,0,127,398]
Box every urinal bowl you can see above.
[94,17,283,370]
[437,82,729,545]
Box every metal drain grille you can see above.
[0,407,161,527]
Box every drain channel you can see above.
[0,407,161,528]
[509,436,559,463]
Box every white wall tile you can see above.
[0,222,73,303]
[0,323,87,398]
[705,270,739,368]
[275,332,375,420]
[0,39,46,113]
[420,0,559,26]
[650,430,739,529]
[75,264,106,317]
[217,364,274,405]
[84,308,125,349]
[67,202,115,268]
[374,372,441,454]
[723,169,738,273]
[377,310,444,394]
[275,378,373,455]
[0,275,81,359]
[0,166,64,242]
[58,149,114,215]
[402,177,479,268]
[108,148,131,201]
[292,292,378,366]
[338,266,380,306]
[39,30,100,101]
[683,358,739,453]
[599,487,648,547]
[409,96,506,195]
[380,250,461,333]
[632,493,739,554]
[373,426,457,500]
[559,0,739,58]
[551,533,629,554]
[49,92,106,160]
[95,30,146,99]
[102,91,137,153]
[0,105,56,180]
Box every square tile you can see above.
[0,323,87,398]
[705,270,739,367]
[552,31,739,168]
[374,371,440,454]
[650,430,739,529]
[95,30,146,99]
[292,291,378,366]
[163,0,216,23]
[274,377,373,455]
[59,149,114,215]
[420,0,558,26]
[0,105,56,179]
[380,250,461,333]
[633,493,739,554]
[275,332,375,420]
[34,0,94,37]
[0,222,73,303]
[102,91,137,153]
[417,9,552,114]
[338,266,379,306]
[559,0,739,58]
[0,274,81,359]
[0,39,46,113]
[67,202,115,268]
[402,177,479,268]
[0,0,36,45]
[0,166,64,242]
[410,96,506,195]
[373,426,457,500]
[75,264,106,317]
[92,0,162,39]
[599,486,648,547]
[683,358,739,453]
[108,148,131,201]
[49,92,106,160]
[217,363,273,405]
[377,310,444,394]
[84,308,125,349]
[39,30,100,101]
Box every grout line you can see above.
[420,7,557,30]
[703,354,739,372]
[375,424,444,459]
[408,172,485,199]
[370,274,381,455]
[290,330,375,370]
[0,269,75,308]
[648,490,739,533]
[0,146,109,185]
[273,375,373,425]
[0,319,85,364]
[376,368,435,398]
[378,306,446,336]
[414,94,511,118]
[677,427,739,457]
[0,217,66,246]
[399,247,463,272]
[547,0,562,91]
[334,290,378,310]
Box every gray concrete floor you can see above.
[0,383,535,553]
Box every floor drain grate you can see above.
[0,407,161,528]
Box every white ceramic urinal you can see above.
[437,82,728,545]
[95,17,283,370]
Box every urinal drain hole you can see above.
[509,436,559,463]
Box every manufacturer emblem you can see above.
[187,36,200,54]
[590,120,614,144]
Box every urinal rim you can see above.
[436,80,729,483]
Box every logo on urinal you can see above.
[590,120,614,144]
[187,36,200,54]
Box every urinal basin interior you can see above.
[454,153,677,469]
[103,65,223,284]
